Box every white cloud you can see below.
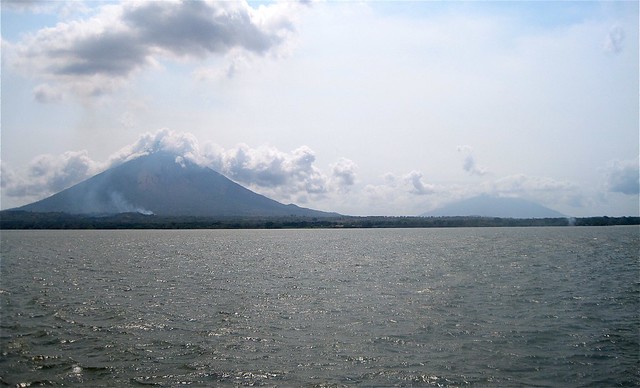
[212,144,330,204]
[107,128,202,164]
[331,158,357,193]
[404,170,435,195]
[1,150,101,201]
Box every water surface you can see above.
[1,227,638,386]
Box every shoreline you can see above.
[1,211,638,230]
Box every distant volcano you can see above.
[421,195,565,218]
[17,152,337,217]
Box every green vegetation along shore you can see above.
[1,211,638,229]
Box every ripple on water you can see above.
[1,227,638,386]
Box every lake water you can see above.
[1,227,638,387]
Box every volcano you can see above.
[421,195,565,218]
[17,152,337,217]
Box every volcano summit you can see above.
[17,152,336,218]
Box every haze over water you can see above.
[1,227,638,386]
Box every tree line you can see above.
[1,211,638,229]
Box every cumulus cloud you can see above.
[606,159,639,195]
[214,144,327,195]
[125,1,287,57]
[1,150,101,200]
[457,145,487,176]
[331,158,357,192]
[404,170,435,195]
[106,128,202,166]
[209,144,332,204]
[6,0,299,100]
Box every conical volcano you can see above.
[420,194,565,218]
[18,152,336,217]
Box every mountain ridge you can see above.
[17,152,338,218]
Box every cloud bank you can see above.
[1,129,637,216]
[1,129,357,208]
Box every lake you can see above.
[1,227,638,386]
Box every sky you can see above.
[1,0,638,217]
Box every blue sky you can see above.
[1,0,638,216]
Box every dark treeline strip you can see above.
[1,211,638,229]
